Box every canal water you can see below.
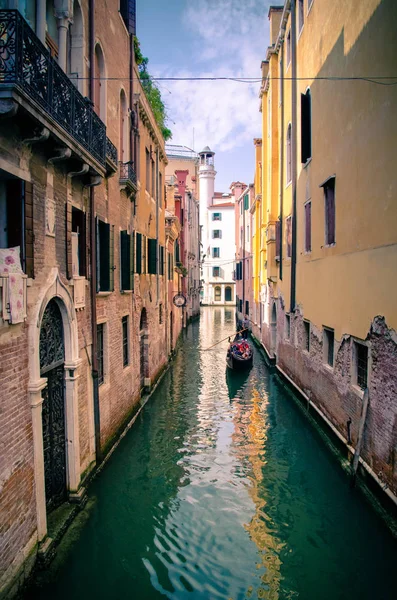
[26,308,396,600]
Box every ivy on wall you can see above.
[134,37,172,141]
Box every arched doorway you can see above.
[214,286,221,302]
[139,308,148,388]
[270,302,277,356]
[225,286,232,302]
[39,299,67,512]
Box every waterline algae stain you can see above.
[25,308,397,599]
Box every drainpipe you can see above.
[290,0,297,313]
[89,0,101,463]
[279,39,284,282]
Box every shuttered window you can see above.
[67,207,86,278]
[148,238,157,274]
[136,232,142,274]
[96,219,114,292]
[120,230,134,291]
[275,220,281,259]
[168,251,174,280]
[213,267,220,277]
[235,261,242,280]
[175,240,180,263]
[304,201,311,252]
[286,216,292,258]
[323,178,336,245]
[142,235,147,273]
[301,90,312,163]
[244,194,249,210]
[1,180,34,278]
[212,213,221,221]
[159,245,164,275]
[212,247,220,258]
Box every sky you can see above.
[136,0,272,192]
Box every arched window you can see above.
[214,286,221,301]
[225,286,232,302]
[94,43,106,123]
[67,1,85,95]
[286,123,292,184]
[119,89,128,163]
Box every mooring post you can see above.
[351,388,369,485]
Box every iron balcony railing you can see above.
[119,161,137,188]
[106,137,118,166]
[0,10,106,166]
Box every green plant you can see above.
[134,37,172,141]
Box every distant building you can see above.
[165,144,201,330]
[199,147,238,306]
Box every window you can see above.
[120,0,136,32]
[304,201,311,252]
[0,179,34,278]
[298,0,304,34]
[323,177,336,245]
[245,300,249,316]
[301,90,312,163]
[159,245,164,275]
[286,216,292,258]
[119,90,128,163]
[212,230,222,239]
[120,230,134,291]
[122,316,129,367]
[286,123,292,183]
[275,220,281,260]
[148,238,157,274]
[213,266,220,277]
[97,323,105,385]
[94,44,106,122]
[225,286,232,302]
[323,327,334,367]
[167,251,174,280]
[214,286,221,301]
[212,247,220,258]
[145,148,150,193]
[285,314,291,340]
[135,232,142,274]
[69,207,86,277]
[286,30,291,66]
[239,299,243,313]
[159,303,163,324]
[212,213,221,221]
[244,194,249,210]
[96,219,114,292]
[353,341,368,390]
[303,320,310,352]
[159,172,163,207]
[235,261,242,280]
[151,158,155,197]
[142,235,147,273]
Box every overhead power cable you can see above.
[69,75,397,86]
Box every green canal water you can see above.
[26,308,397,600]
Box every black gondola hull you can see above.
[226,352,253,370]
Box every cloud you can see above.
[152,0,270,153]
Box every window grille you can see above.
[324,328,334,367]
[355,342,368,390]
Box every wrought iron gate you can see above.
[40,300,66,512]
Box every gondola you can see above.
[226,334,253,370]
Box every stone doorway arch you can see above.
[28,270,82,541]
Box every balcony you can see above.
[119,161,137,196]
[106,137,118,174]
[0,10,106,171]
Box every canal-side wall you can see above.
[271,296,397,501]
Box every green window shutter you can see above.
[120,230,130,291]
[95,217,100,292]
[148,238,157,274]
[98,220,110,291]
[244,194,249,211]
[175,240,180,263]
[130,231,135,290]
[142,235,147,273]
[159,245,164,276]
[136,232,142,274]
[109,225,115,291]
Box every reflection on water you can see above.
[25,308,397,600]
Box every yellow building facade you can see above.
[252,0,397,500]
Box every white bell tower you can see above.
[198,146,216,219]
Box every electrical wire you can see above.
[68,75,397,86]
